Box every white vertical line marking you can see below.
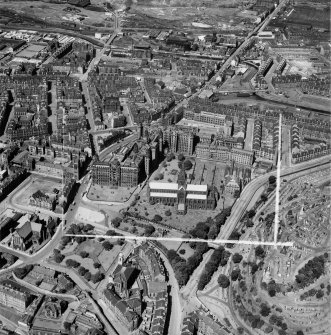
[273,113,282,248]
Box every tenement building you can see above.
[163,126,196,156]
[148,169,217,214]
[0,280,32,313]
[92,128,163,188]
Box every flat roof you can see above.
[187,194,207,200]
[186,184,208,192]
[150,192,177,198]
[149,182,178,190]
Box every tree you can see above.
[260,303,271,317]
[91,271,104,283]
[106,230,117,236]
[68,223,79,234]
[61,236,71,245]
[261,194,268,202]
[189,221,210,239]
[192,43,199,51]
[297,331,304,335]
[189,241,196,249]
[255,245,265,258]
[227,231,241,248]
[232,253,243,264]
[218,274,230,288]
[295,255,325,288]
[178,153,185,161]
[248,209,256,218]
[316,290,324,299]
[54,253,64,264]
[268,288,276,297]
[269,314,281,325]
[166,153,175,162]
[94,262,101,269]
[246,220,254,228]
[80,251,89,258]
[117,238,125,246]
[233,189,240,198]
[144,225,155,236]
[207,225,218,239]
[165,209,171,216]
[231,269,241,281]
[78,266,87,276]
[269,175,276,185]
[83,224,94,232]
[63,322,71,331]
[167,249,179,262]
[251,263,259,275]
[198,271,211,291]
[183,159,193,170]
[75,236,85,244]
[103,241,113,251]
[66,259,80,268]
[281,323,288,331]
[153,215,162,222]
[265,326,273,333]
[84,271,91,281]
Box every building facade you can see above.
[0,281,30,313]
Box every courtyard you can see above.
[87,183,137,203]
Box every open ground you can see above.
[13,176,64,208]
[0,0,109,26]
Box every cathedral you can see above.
[148,168,218,215]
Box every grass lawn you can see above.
[177,242,196,260]
[66,254,99,275]
[159,238,182,251]
[151,157,192,183]
[76,239,103,259]
[98,244,123,271]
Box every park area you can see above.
[130,184,222,232]
[56,235,125,289]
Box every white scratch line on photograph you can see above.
[273,113,282,248]
[63,234,294,247]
